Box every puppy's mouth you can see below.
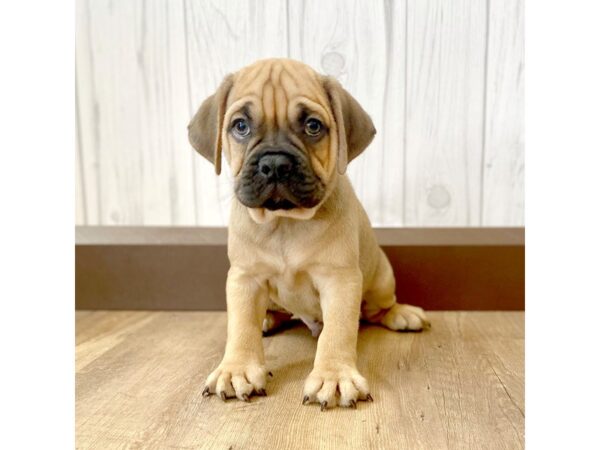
[238,182,318,211]
[262,198,296,211]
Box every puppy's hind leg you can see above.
[262,310,295,335]
[262,300,295,335]
[362,249,430,331]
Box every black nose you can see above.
[258,153,293,180]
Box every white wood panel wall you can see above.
[76,0,524,226]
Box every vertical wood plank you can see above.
[183,0,289,225]
[75,134,86,225]
[76,87,87,225]
[287,0,407,226]
[482,0,524,225]
[76,0,196,225]
[404,0,487,226]
[76,0,100,224]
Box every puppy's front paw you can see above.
[203,361,267,402]
[302,364,372,410]
[381,303,430,331]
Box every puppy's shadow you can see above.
[263,323,317,396]
[263,321,428,396]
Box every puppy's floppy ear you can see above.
[188,75,234,175]
[322,77,376,174]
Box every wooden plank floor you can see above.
[76,311,524,449]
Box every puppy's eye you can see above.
[304,118,322,137]
[232,118,251,138]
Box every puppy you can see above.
[188,58,428,410]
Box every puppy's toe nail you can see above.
[202,387,210,397]
[219,392,227,402]
[268,371,274,377]
[242,394,250,402]
[349,400,357,409]
[256,388,267,397]
[302,395,310,405]
[320,401,328,411]
[366,393,374,402]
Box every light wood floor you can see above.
[76,311,524,449]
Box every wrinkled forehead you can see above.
[226,60,331,127]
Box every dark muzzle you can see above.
[234,146,325,211]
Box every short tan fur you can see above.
[189,58,428,409]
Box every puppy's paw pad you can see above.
[203,362,267,402]
[302,366,370,410]
[382,304,429,331]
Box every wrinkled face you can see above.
[225,61,334,214]
[188,59,376,222]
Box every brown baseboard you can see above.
[75,226,524,311]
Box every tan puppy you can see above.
[188,58,428,410]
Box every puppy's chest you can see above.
[267,270,323,323]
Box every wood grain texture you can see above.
[76,0,195,225]
[76,106,87,225]
[76,0,100,225]
[287,0,406,226]
[76,311,524,449]
[481,0,524,225]
[75,0,524,227]
[404,0,487,226]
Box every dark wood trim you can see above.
[76,226,524,246]
[76,227,524,311]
